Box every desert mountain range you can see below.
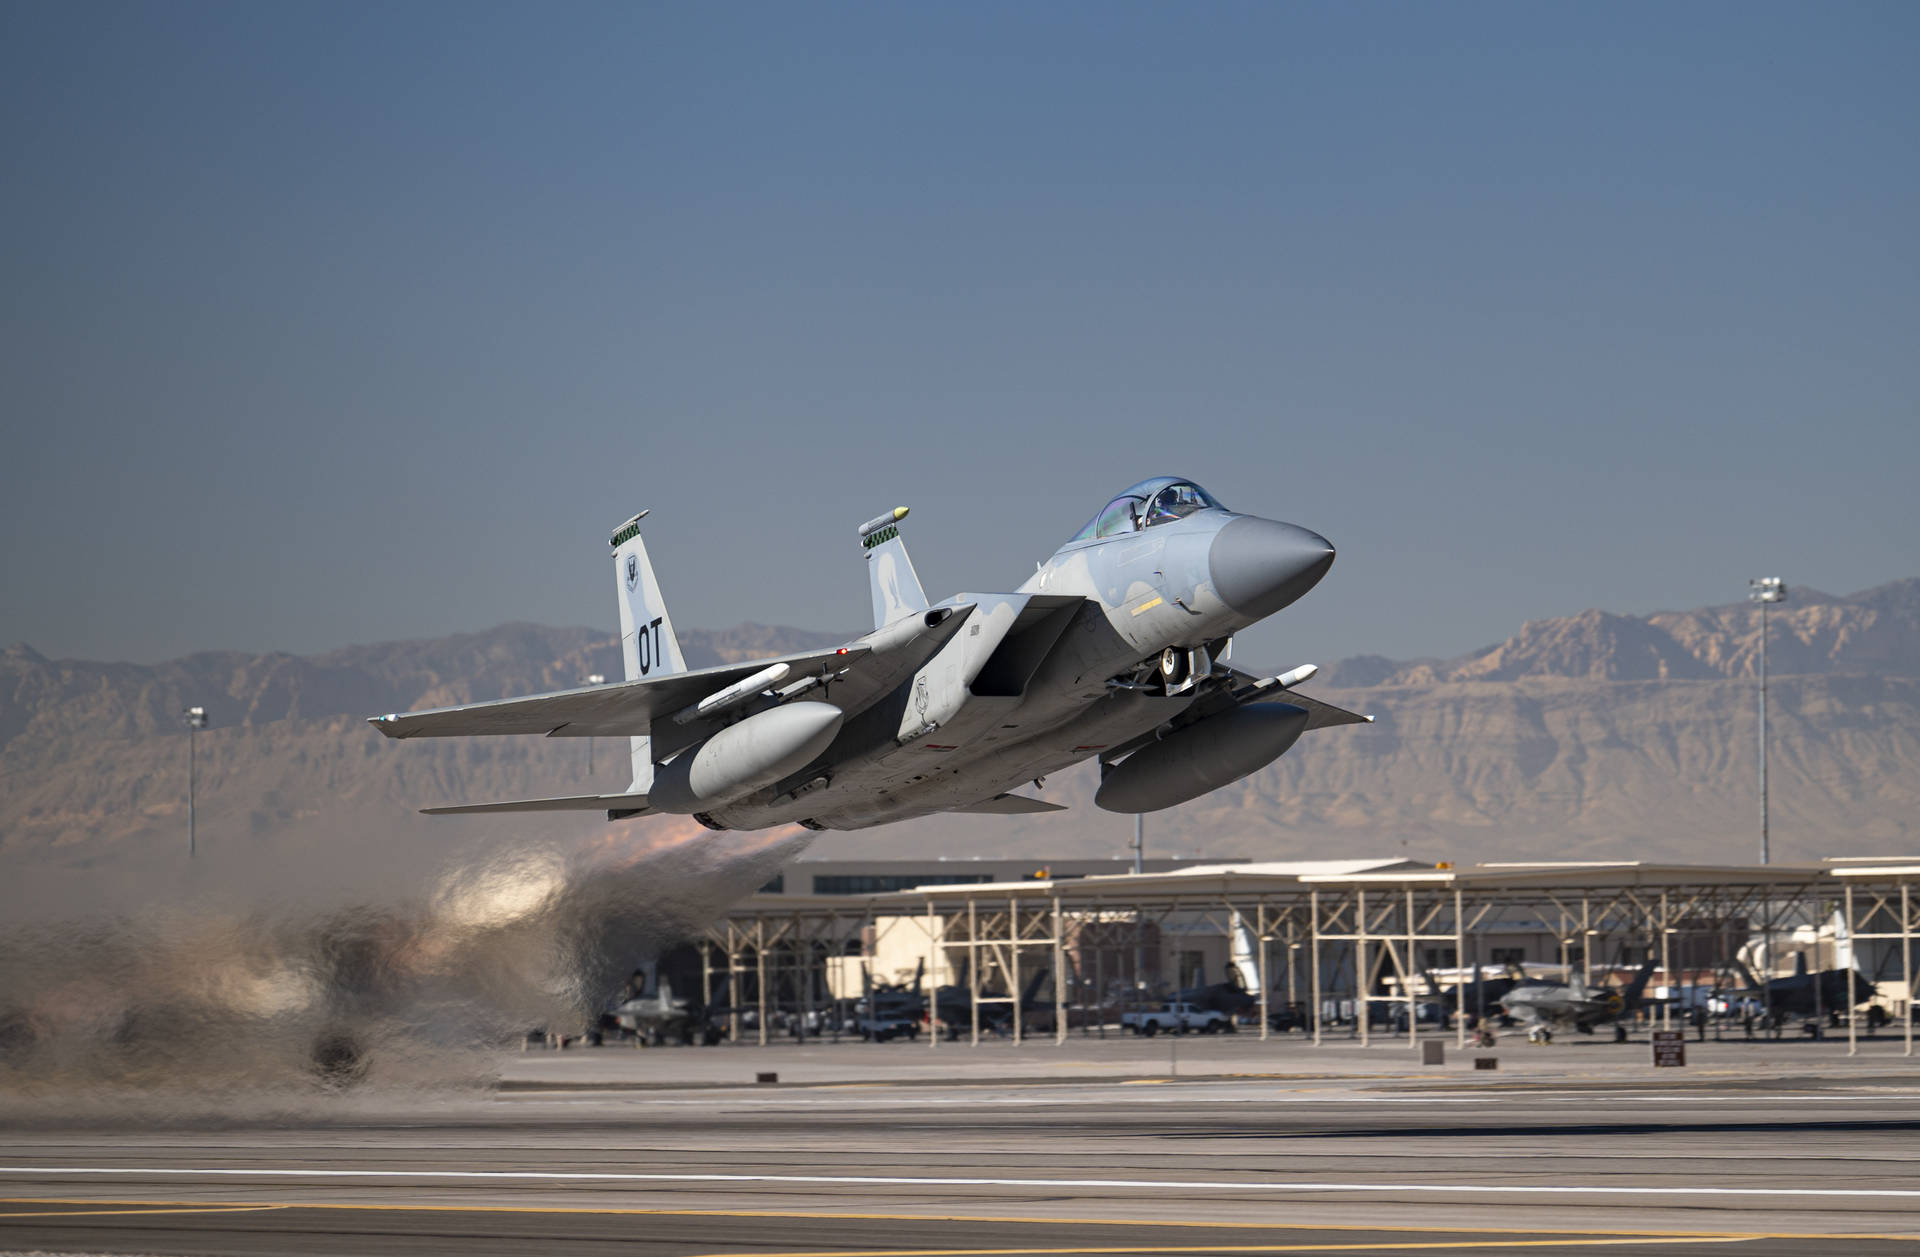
[4,580,1916,878]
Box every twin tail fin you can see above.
[860,506,928,631]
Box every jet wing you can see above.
[368,645,868,740]
[422,792,654,816]
[952,793,1068,815]
[1098,667,1371,765]
[1225,668,1373,730]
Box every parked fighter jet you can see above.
[1500,959,1658,1044]
[931,967,1056,1038]
[1731,952,1878,1024]
[1418,964,1529,1027]
[611,971,720,1046]
[1177,912,1264,1017]
[371,478,1367,829]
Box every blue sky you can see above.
[4,2,1915,671]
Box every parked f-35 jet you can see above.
[1500,959,1658,1044]
[371,477,1368,830]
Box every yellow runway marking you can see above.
[696,1243,1742,1256]
[2,1197,1915,1244]
[1,1204,286,1219]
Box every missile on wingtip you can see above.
[857,506,911,538]
[1244,664,1318,696]
[671,662,791,725]
[1275,663,1318,689]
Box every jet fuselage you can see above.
[698,506,1334,831]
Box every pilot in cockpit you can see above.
[1070,478,1225,544]
[1145,482,1212,524]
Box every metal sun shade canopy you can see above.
[702,858,1916,1055]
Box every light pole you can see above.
[183,705,207,858]
[583,674,606,777]
[1749,577,1787,865]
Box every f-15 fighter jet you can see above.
[371,476,1368,831]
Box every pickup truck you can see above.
[1121,1002,1232,1036]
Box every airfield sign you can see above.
[1651,1029,1687,1067]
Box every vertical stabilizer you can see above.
[860,507,928,630]
[611,511,687,794]
[1623,957,1658,1008]
[1229,909,1261,993]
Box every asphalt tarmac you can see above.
[5,1035,1919,1255]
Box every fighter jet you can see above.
[931,967,1056,1039]
[1417,963,1540,1028]
[611,971,721,1046]
[370,477,1368,830]
[1729,952,1878,1025]
[1500,959,1658,1044]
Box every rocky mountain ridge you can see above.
[1320,578,1920,687]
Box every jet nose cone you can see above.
[1208,517,1336,620]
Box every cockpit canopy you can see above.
[1069,477,1226,543]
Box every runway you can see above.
[5,1037,1920,1254]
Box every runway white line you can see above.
[5,1166,1920,1201]
[505,1091,1920,1110]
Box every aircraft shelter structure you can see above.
[699,858,1920,1056]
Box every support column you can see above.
[1257,901,1271,1042]
[1357,889,1369,1048]
[1405,886,1418,1050]
[755,917,769,1048]
[1581,895,1592,991]
[928,896,940,1051]
[1310,890,1323,1047]
[701,942,715,1044]
[1905,882,1914,1059]
[1659,891,1672,1031]
[1454,886,1467,1050]
[1846,881,1858,1057]
[969,897,981,1046]
[1053,894,1067,1046]
[727,925,743,1044]
[799,921,815,1045]
[1285,917,1299,1034]
[1098,913,1113,1043]
[1010,896,1023,1044]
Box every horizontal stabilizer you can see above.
[421,792,653,817]
[952,793,1067,815]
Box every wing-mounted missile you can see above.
[671,662,792,725]
[1231,664,1371,731]
[1235,663,1318,697]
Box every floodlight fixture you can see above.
[182,705,208,857]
